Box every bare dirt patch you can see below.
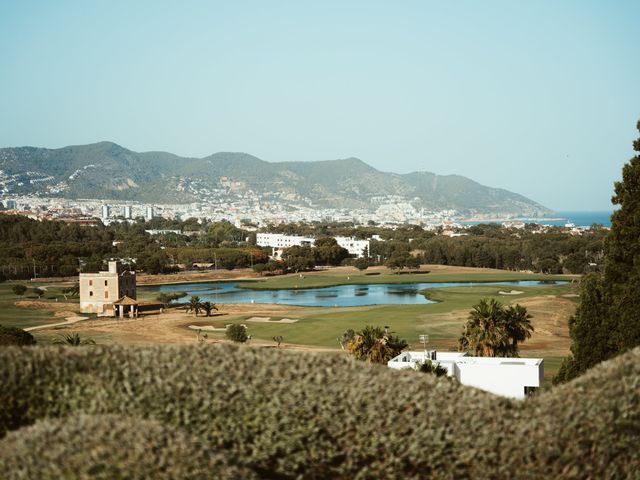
[15,300,79,318]
[137,268,260,286]
[515,296,576,357]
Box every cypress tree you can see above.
[555,120,640,383]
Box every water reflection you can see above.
[143,280,566,308]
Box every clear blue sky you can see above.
[1,1,638,211]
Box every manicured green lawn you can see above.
[239,269,575,290]
[0,282,78,329]
[207,283,576,350]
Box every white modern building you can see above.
[123,205,132,219]
[256,233,369,258]
[145,206,154,221]
[388,350,543,399]
[101,205,110,220]
[256,233,314,248]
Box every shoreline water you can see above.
[458,210,613,227]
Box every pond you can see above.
[143,280,565,307]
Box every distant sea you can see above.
[461,211,614,228]
[542,211,613,228]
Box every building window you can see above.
[105,280,108,286]
[89,280,93,286]
[125,289,128,297]
[104,291,109,299]
[89,291,93,297]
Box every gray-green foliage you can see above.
[0,414,255,480]
[0,345,638,479]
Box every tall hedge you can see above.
[0,344,638,479]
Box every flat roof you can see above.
[388,351,542,366]
[455,357,543,366]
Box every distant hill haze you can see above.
[0,141,551,216]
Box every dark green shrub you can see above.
[353,258,369,271]
[415,359,449,377]
[11,285,27,297]
[0,325,36,346]
[0,414,256,479]
[225,324,248,343]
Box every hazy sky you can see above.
[1,1,638,211]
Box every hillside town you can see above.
[0,194,586,232]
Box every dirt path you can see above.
[26,316,87,332]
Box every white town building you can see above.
[256,233,369,258]
[388,350,543,399]
[256,233,315,248]
[334,236,369,258]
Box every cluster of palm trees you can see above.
[341,326,408,364]
[185,295,218,317]
[458,298,534,357]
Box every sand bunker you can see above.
[498,290,523,295]
[246,317,298,323]
[188,325,227,332]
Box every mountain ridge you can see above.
[0,141,552,215]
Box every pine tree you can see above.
[555,120,640,383]
[604,119,640,351]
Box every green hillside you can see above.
[0,141,552,215]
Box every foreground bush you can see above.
[0,325,36,346]
[0,414,255,480]
[0,344,638,479]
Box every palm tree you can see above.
[53,333,95,346]
[501,304,534,357]
[186,295,202,317]
[459,299,534,357]
[62,282,79,300]
[200,301,218,317]
[459,298,506,357]
[347,325,408,364]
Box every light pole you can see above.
[419,334,429,354]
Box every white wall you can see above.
[256,233,370,258]
[256,233,314,248]
[388,351,543,399]
[454,360,543,399]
